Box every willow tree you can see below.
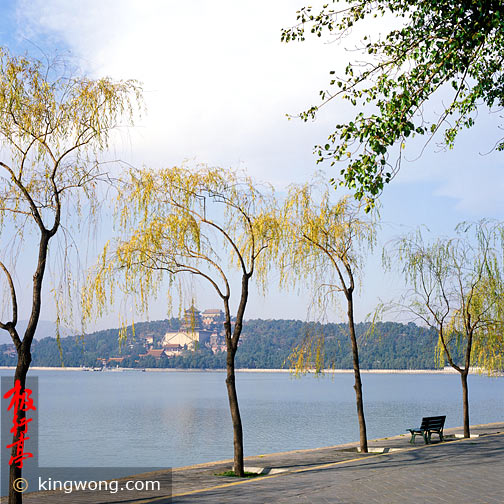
[83,165,282,476]
[281,179,377,453]
[0,48,140,504]
[282,1,504,209]
[390,221,504,437]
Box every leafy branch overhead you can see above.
[282,0,504,209]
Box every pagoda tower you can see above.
[181,305,202,332]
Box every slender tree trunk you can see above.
[221,271,250,477]
[460,327,473,439]
[225,347,244,476]
[460,370,470,438]
[8,232,49,504]
[347,292,368,453]
[8,349,31,504]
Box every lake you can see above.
[1,369,503,469]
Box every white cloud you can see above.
[16,0,504,209]
[17,0,345,185]
[9,0,504,327]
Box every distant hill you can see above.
[0,318,464,370]
[0,320,71,345]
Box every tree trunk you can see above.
[8,349,31,504]
[7,232,49,504]
[222,271,251,476]
[347,293,368,453]
[225,347,244,476]
[460,371,470,438]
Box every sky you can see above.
[1,1,503,337]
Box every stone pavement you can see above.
[170,422,504,504]
[3,422,503,503]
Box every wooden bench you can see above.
[407,416,446,444]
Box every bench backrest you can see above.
[420,416,446,430]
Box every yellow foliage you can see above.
[392,221,504,375]
[279,174,377,374]
[0,47,142,348]
[288,332,326,377]
[83,165,284,333]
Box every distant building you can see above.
[136,333,154,345]
[161,330,210,348]
[209,332,226,353]
[181,306,203,331]
[2,345,16,358]
[162,306,211,350]
[107,357,126,365]
[139,348,166,359]
[201,309,224,328]
[163,343,183,356]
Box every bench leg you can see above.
[428,431,444,443]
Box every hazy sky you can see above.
[1,1,503,335]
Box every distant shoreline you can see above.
[0,366,501,376]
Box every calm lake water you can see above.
[1,369,503,468]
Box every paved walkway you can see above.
[3,422,503,503]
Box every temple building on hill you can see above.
[162,306,211,349]
[181,305,203,331]
[161,330,210,348]
[201,309,225,329]
[163,343,183,356]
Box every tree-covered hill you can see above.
[0,318,459,370]
[235,320,444,370]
